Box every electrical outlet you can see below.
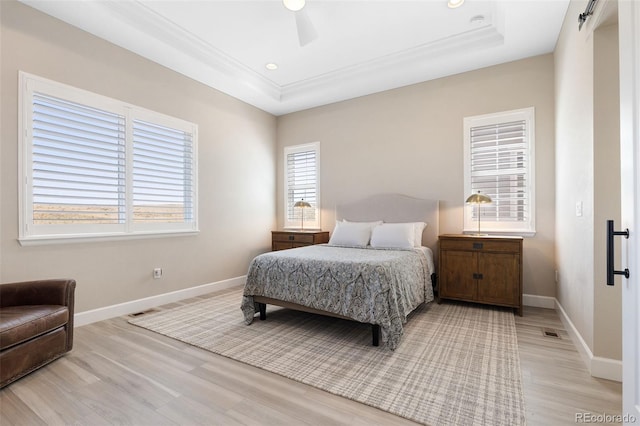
[575,201,583,217]
[153,268,163,279]
[555,270,559,283]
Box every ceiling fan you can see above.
[283,0,318,46]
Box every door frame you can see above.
[618,0,640,421]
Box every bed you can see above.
[241,194,439,350]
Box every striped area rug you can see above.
[129,289,525,426]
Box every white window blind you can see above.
[19,72,198,244]
[463,108,535,235]
[32,93,126,225]
[133,119,194,224]
[284,142,320,229]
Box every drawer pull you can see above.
[473,242,483,250]
[288,235,294,240]
[473,273,484,280]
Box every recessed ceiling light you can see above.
[265,63,279,70]
[470,15,485,24]
[283,0,305,12]
[448,0,464,9]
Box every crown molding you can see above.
[280,24,504,101]
[103,1,283,100]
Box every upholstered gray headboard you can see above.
[335,194,440,258]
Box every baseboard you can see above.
[591,356,623,382]
[74,275,245,327]
[523,293,556,309]
[555,298,622,382]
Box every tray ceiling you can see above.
[19,0,570,115]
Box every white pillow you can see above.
[412,222,427,247]
[329,221,380,247]
[370,223,415,249]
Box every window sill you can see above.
[462,229,536,238]
[18,229,200,246]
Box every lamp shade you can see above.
[294,200,311,208]
[465,192,492,204]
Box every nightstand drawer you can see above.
[439,238,521,253]
[271,231,330,251]
[272,233,315,244]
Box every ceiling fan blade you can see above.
[294,9,317,46]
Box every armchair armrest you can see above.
[0,279,76,309]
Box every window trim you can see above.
[283,142,321,230]
[463,107,536,236]
[18,71,199,245]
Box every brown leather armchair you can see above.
[0,279,76,388]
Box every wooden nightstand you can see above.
[271,230,330,251]
[438,234,523,316]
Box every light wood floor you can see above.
[0,288,622,425]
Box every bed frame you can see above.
[253,193,440,346]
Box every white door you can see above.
[619,0,640,422]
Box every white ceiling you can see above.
[20,0,570,116]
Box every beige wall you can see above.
[554,0,621,361]
[0,1,277,312]
[555,0,596,352]
[277,54,557,298]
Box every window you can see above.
[463,107,535,235]
[284,142,320,230]
[19,72,198,244]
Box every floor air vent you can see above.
[128,309,157,317]
[542,328,560,338]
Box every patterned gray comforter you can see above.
[241,244,435,349]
